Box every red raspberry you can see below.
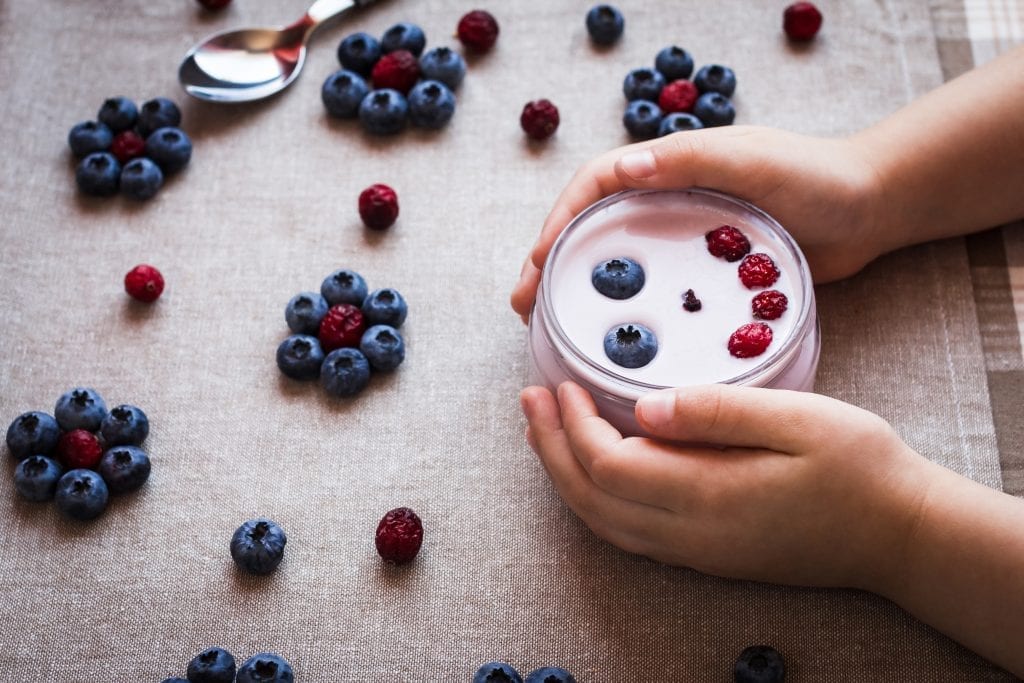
[738,253,780,289]
[375,507,423,564]
[124,264,165,303]
[751,290,789,320]
[318,304,366,352]
[371,50,421,94]
[57,429,103,469]
[457,10,500,53]
[658,80,699,113]
[520,99,560,140]
[728,322,774,358]
[358,184,399,230]
[783,2,823,41]
[682,288,702,312]
[110,130,145,164]
[196,0,231,9]
[705,225,751,262]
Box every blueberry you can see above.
[419,47,466,90]
[285,291,329,335]
[693,64,737,97]
[525,667,576,683]
[97,96,138,132]
[68,121,113,157]
[358,89,409,135]
[622,100,662,140]
[359,325,405,372]
[622,67,665,102]
[276,335,326,381]
[321,69,369,119]
[473,662,523,683]
[230,518,287,575]
[380,22,426,56]
[13,455,64,502]
[337,32,382,76]
[120,157,164,200]
[100,404,149,447]
[659,112,704,136]
[734,645,786,683]
[361,288,408,327]
[693,92,736,127]
[320,347,371,397]
[592,257,645,299]
[6,411,60,460]
[54,469,109,521]
[97,445,151,494]
[145,127,193,173]
[75,152,121,196]
[655,45,695,81]
[408,80,456,129]
[162,679,189,683]
[186,646,236,683]
[235,652,294,683]
[137,97,182,138]
[54,388,108,432]
[604,323,658,368]
[321,269,368,306]
[586,4,625,45]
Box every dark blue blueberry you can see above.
[6,411,60,460]
[320,347,371,397]
[693,92,736,127]
[592,257,645,299]
[120,157,164,200]
[235,653,293,683]
[604,323,658,368]
[419,47,466,90]
[586,5,625,45]
[358,89,409,135]
[321,69,369,119]
[276,335,326,381]
[320,269,368,307]
[97,96,138,132]
[285,291,329,335]
[100,404,149,447]
[162,679,189,683]
[359,325,405,372]
[137,97,182,138]
[655,45,695,81]
[734,645,786,683]
[525,667,576,683]
[623,100,662,140]
[622,67,665,102]
[145,127,193,173]
[361,288,408,327]
[54,469,109,521]
[97,445,151,494]
[68,121,113,157]
[54,388,108,432]
[473,662,523,683]
[337,32,382,76]
[13,455,64,502]
[75,152,121,196]
[186,646,236,683]
[408,80,456,129]
[693,64,737,97]
[380,22,426,56]
[659,112,704,136]
[230,518,287,575]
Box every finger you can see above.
[510,258,542,321]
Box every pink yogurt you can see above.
[528,188,820,436]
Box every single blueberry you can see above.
[235,652,294,683]
[76,152,121,196]
[408,80,456,129]
[622,100,662,140]
[97,96,138,132]
[359,325,405,372]
[145,127,193,173]
[361,288,408,327]
[137,97,183,138]
[100,404,150,447]
[14,455,64,502]
[622,67,665,102]
[693,92,736,127]
[586,5,625,45]
[321,69,370,119]
[655,45,695,81]
[54,387,108,432]
[525,667,576,683]
[380,22,426,56]
[358,89,409,135]
[186,646,237,683]
[659,112,704,136]
[592,257,645,299]
[97,445,151,494]
[734,645,786,683]
[120,157,164,200]
[285,291,329,335]
[230,518,287,575]
[473,662,523,683]
[320,269,369,307]
[276,335,326,381]
[419,47,466,90]
[604,323,658,368]
[162,679,189,683]
[337,32,382,76]
[6,411,60,460]
[54,469,109,521]
[68,121,113,157]
[320,347,372,397]
[693,64,737,97]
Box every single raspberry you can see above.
[371,50,421,94]
[110,130,145,164]
[318,303,366,352]
[728,322,773,358]
[658,80,699,113]
[682,288,702,312]
[520,99,560,140]
[705,225,751,262]
[56,429,103,469]
[359,183,399,229]
[457,10,499,53]
[124,264,165,303]
[738,253,780,289]
[783,2,823,41]
[751,290,789,320]
[196,0,231,9]
[375,506,423,564]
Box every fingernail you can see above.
[619,150,657,179]
[637,390,675,426]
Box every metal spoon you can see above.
[179,0,378,103]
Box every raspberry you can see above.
[196,0,231,9]
[56,429,103,470]
[520,99,560,140]
[457,10,499,53]
[705,225,751,262]
[124,264,165,303]
[682,288,702,312]
[738,253,781,289]
[110,130,145,164]
[375,506,423,564]
[318,303,366,352]
[359,183,399,229]
[658,80,699,113]
[371,50,421,94]
[783,2,823,41]
[751,290,789,320]
[728,322,773,358]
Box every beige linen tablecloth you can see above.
[1,0,1021,680]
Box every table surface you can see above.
[1,0,1022,680]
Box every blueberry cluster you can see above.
[68,96,192,200]
[322,22,465,134]
[6,388,152,521]
[162,647,293,683]
[277,268,408,397]
[473,662,576,683]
